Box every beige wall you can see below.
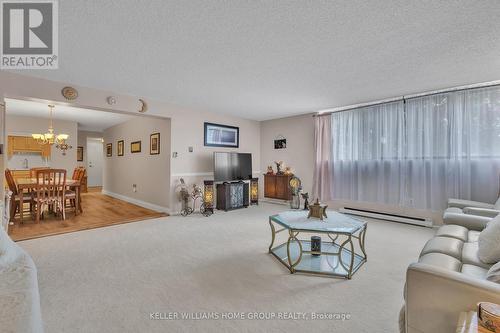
[260,114,315,198]
[103,117,171,210]
[77,130,103,168]
[169,110,261,213]
[5,114,78,173]
[0,72,261,214]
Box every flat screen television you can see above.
[214,152,252,182]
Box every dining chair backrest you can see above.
[4,168,18,195]
[77,167,86,181]
[71,167,79,180]
[34,169,67,203]
[30,167,50,178]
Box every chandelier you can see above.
[32,105,72,155]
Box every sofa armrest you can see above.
[447,198,495,210]
[406,263,500,333]
[463,207,500,218]
[442,211,491,231]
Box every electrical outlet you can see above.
[188,147,193,153]
[133,184,137,192]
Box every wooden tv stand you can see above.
[216,181,250,211]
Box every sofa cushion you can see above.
[486,262,500,283]
[418,253,462,271]
[462,242,491,269]
[435,225,469,242]
[420,237,463,260]
[461,264,489,279]
[478,215,500,264]
[445,207,464,214]
[468,230,480,243]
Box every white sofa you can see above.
[401,210,500,333]
[0,225,44,332]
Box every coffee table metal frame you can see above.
[268,213,367,279]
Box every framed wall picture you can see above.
[150,133,160,155]
[118,140,124,156]
[77,146,84,161]
[106,143,112,157]
[131,141,141,153]
[274,138,287,149]
[204,122,239,148]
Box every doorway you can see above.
[86,138,103,187]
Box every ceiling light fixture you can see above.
[32,105,73,155]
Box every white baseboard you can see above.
[101,190,170,214]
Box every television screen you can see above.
[214,152,252,182]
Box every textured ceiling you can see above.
[16,0,500,120]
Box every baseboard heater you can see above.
[339,207,433,228]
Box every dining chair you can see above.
[4,168,32,223]
[32,169,67,223]
[29,167,50,178]
[66,167,85,214]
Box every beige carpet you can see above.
[19,203,434,333]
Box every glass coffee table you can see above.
[268,210,367,279]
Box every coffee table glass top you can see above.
[270,210,366,234]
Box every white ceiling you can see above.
[5,98,135,132]
[17,1,500,121]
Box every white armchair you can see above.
[443,196,500,227]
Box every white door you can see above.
[86,138,103,187]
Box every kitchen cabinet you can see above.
[7,136,51,158]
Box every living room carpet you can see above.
[19,203,434,333]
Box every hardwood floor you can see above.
[8,191,167,241]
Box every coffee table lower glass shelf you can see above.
[268,210,367,279]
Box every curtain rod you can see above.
[313,80,500,117]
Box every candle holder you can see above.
[250,178,259,205]
[201,180,214,216]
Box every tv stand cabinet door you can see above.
[264,175,276,198]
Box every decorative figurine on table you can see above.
[307,198,328,220]
[266,165,274,175]
[284,166,293,175]
[289,176,302,209]
[301,192,309,210]
[179,180,213,217]
[274,161,284,175]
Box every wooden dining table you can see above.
[17,178,81,223]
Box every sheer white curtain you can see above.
[332,101,405,205]
[330,86,500,211]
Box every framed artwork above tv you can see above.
[204,122,239,148]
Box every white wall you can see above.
[5,114,78,173]
[103,117,171,210]
[260,114,315,198]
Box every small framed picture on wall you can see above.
[77,146,84,161]
[131,141,141,153]
[150,133,160,155]
[106,143,112,157]
[118,140,124,156]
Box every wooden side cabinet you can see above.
[264,174,292,200]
